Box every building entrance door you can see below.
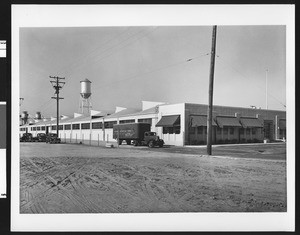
[263,120,273,140]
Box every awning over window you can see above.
[279,119,286,129]
[156,115,180,127]
[240,118,263,128]
[216,116,241,128]
[190,115,217,127]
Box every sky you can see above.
[19,25,286,118]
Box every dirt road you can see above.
[20,143,286,213]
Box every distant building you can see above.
[19,101,286,146]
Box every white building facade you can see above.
[19,101,286,146]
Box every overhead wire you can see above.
[55,27,133,76]
[56,27,153,78]
[92,52,210,91]
[77,28,159,81]
[216,55,286,108]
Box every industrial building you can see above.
[19,78,286,146]
[19,100,286,146]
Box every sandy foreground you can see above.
[20,143,286,213]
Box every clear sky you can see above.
[19,25,286,118]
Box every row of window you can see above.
[29,126,46,131]
[190,126,257,135]
[23,120,138,132]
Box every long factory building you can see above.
[19,101,286,146]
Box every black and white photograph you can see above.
[11,5,295,232]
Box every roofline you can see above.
[185,102,286,113]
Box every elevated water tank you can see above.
[35,112,42,120]
[80,78,91,99]
[21,111,28,119]
[21,111,28,125]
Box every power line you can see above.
[92,52,210,91]
[55,27,133,75]
[216,55,286,108]
[69,27,159,80]
[56,27,152,78]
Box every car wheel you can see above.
[148,141,154,148]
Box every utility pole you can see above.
[266,69,268,110]
[207,25,217,156]
[50,76,65,138]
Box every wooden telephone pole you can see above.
[50,76,65,137]
[207,26,217,155]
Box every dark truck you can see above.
[113,123,164,148]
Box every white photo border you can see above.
[11,4,295,232]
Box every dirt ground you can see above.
[20,143,286,213]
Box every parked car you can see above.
[45,133,61,144]
[37,133,47,142]
[20,133,33,142]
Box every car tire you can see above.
[148,141,154,148]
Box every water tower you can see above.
[21,111,28,125]
[79,78,92,115]
[35,111,42,120]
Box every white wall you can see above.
[156,103,185,146]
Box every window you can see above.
[104,121,117,129]
[37,126,40,131]
[252,128,256,135]
[246,128,250,135]
[190,126,195,134]
[64,124,71,130]
[163,127,174,134]
[223,127,228,135]
[197,126,203,134]
[92,122,102,129]
[52,126,57,130]
[217,127,221,135]
[230,127,234,135]
[138,118,152,124]
[174,126,180,134]
[59,125,63,130]
[119,119,135,124]
[81,123,90,129]
[72,124,80,130]
[33,127,36,131]
[41,126,45,131]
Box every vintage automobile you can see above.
[45,133,61,144]
[36,133,47,142]
[20,133,36,142]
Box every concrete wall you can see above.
[157,103,185,146]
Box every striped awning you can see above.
[156,115,180,127]
[279,119,286,129]
[240,118,263,128]
[190,115,217,127]
[216,116,241,128]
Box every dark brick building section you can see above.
[185,103,286,145]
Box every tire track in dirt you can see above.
[21,158,107,213]
[87,167,154,211]
[120,162,196,211]
[80,171,143,212]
